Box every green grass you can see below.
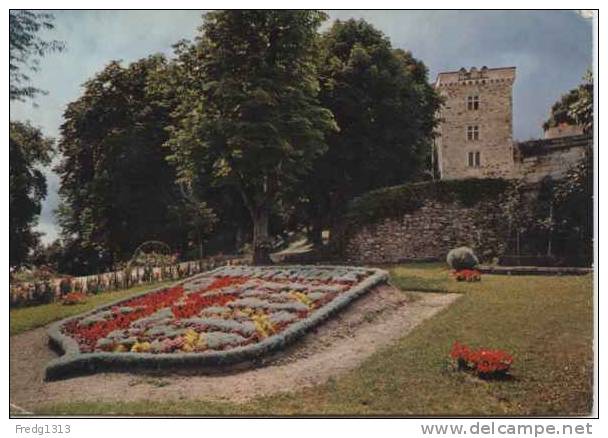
[30,264,594,416]
[10,280,175,336]
[387,262,490,293]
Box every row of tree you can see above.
[42,10,440,273]
[10,10,63,267]
[13,10,592,273]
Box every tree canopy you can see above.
[10,122,54,267]
[543,71,593,135]
[165,10,337,264]
[10,10,64,102]
[298,19,441,243]
[55,56,216,274]
[42,12,443,272]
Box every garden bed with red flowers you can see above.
[452,269,481,282]
[450,341,513,379]
[46,265,388,380]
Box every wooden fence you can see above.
[9,255,248,307]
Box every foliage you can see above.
[447,247,479,270]
[55,56,215,274]
[9,10,64,101]
[297,19,441,241]
[10,121,54,267]
[344,178,512,228]
[502,154,592,266]
[165,11,337,264]
[552,154,593,265]
[543,70,593,135]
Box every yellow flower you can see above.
[252,312,274,338]
[196,334,208,351]
[130,341,151,353]
[183,328,199,346]
[291,291,313,308]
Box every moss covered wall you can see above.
[340,179,513,264]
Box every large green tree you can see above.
[298,19,441,244]
[56,56,215,274]
[10,122,54,267]
[166,11,337,264]
[10,10,64,102]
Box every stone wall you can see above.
[344,198,509,265]
[515,134,591,183]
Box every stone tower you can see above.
[434,66,516,180]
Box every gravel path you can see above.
[10,286,459,411]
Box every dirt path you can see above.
[10,286,459,411]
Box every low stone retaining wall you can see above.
[478,265,592,276]
[343,198,510,265]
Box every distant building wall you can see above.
[515,134,591,183]
[434,66,516,180]
[544,123,585,139]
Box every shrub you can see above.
[447,247,479,270]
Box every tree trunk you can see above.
[308,222,323,247]
[252,206,272,265]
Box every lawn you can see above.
[27,263,594,416]
[10,280,175,336]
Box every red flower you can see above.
[452,269,481,282]
[449,341,513,377]
[62,292,87,305]
[171,293,237,319]
[63,285,185,352]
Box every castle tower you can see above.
[434,66,516,180]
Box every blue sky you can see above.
[9,10,593,243]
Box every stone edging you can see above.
[478,265,592,276]
[45,266,389,380]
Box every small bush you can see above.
[446,247,479,270]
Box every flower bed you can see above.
[46,265,388,380]
[450,341,513,379]
[452,269,481,282]
[61,292,87,305]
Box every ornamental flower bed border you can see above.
[45,265,388,380]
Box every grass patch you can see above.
[33,265,593,416]
[387,262,484,293]
[10,281,175,336]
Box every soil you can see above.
[10,285,459,412]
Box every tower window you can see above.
[467,125,479,141]
[468,151,481,167]
[467,95,480,110]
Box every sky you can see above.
[9,10,594,244]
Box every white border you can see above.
[3,3,601,438]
